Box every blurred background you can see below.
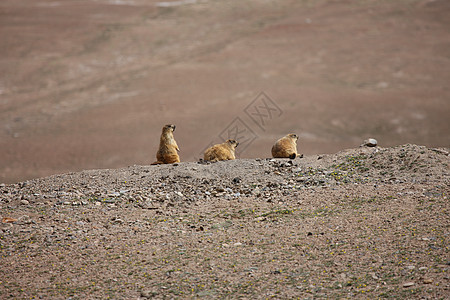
[1,0,449,183]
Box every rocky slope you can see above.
[0,144,449,299]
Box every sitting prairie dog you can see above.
[271,133,298,159]
[204,139,239,162]
[151,124,180,165]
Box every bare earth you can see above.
[1,0,450,183]
[0,144,449,299]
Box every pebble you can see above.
[403,282,415,288]
[20,200,29,205]
[140,290,157,298]
[363,138,378,147]
[423,278,433,284]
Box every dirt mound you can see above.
[0,144,449,299]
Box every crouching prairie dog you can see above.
[151,124,180,165]
[271,133,298,159]
[204,139,239,162]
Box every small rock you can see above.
[20,200,29,205]
[406,265,415,270]
[234,242,243,246]
[140,290,157,298]
[423,278,433,284]
[18,215,32,224]
[418,267,428,271]
[403,282,415,288]
[363,138,378,147]
[2,217,18,223]
[232,177,241,184]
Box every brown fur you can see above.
[271,133,298,159]
[151,124,180,165]
[204,140,239,162]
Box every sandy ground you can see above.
[0,0,449,183]
[0,144,449,298]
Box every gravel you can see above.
[0,144,449,299]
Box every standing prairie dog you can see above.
[204,139,239,162]
[271,133,298,159]
[151,124,180,165]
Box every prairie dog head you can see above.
[162,124,176,134]
[287,133,298,143]
[226,139,239,149]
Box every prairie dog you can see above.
[204,139,239,162]
[151,124,180,165]
[271,133,298,159]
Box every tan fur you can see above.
[151,124,180,165]
[204,140,239,162]
[271,133,298,159]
